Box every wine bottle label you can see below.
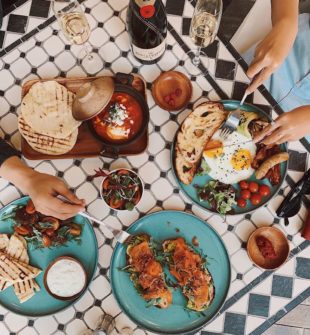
[132,39,166,61]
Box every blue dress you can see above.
[243,13,310,142]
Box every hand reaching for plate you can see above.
[254,106,310,145]
[0,157,85,220]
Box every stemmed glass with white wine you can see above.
[184,0,222,74]
[52,0,95,68]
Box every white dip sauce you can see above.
[47,259,86,297]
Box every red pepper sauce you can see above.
[92,92,143,143]
[256,236,277,259]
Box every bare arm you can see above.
[246,0,299,93]
[0,156,85,219]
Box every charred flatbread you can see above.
[21,81,80,138]
[18,115,78,155]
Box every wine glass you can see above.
[52,0,95,67]
[184,0,222,74]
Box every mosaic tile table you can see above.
[0,0,309,334]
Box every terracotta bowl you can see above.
[152,71,192,111]
[247,226,290,270]
[44,256,87,301]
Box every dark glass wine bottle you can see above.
[126,0,167,64]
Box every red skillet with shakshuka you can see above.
[88,73,149,154]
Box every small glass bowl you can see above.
[100,168,144,211]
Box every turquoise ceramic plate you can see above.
[110,211,231,335]
[171,100,288,215]
[0,196,98,316]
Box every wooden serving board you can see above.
[21,75,148,160]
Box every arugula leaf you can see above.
[196,160,211,176]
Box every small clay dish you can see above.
[44,256,87,301]
[247,226,290,270]
[152,71,192,111]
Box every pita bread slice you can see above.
[6,234,27,263]
[18,115,78,156]
[0,253,41,283]
[21,81,80,138]
[0,235,9,251]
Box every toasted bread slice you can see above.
[163,238,215,312]
[126,235,172,309]
[175,102,227,184]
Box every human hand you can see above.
[25,171,85,220]
[254,106,310,145]
[246,20,297,94]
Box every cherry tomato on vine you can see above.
[259,184,271,197]
[240,189,251,200]
[239,180,249,190]
[250,193,262,205]
[249,181,259,193]
[237,198,247,208]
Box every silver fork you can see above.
[220,93,247,140]
[78,211,135,244]
[57,196,135,244]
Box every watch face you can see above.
[135,0,156,8]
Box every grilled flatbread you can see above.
[0,252,41,283]
[6,234,28,263]
[0,235,9,251]
[0,235,40,301]
[175,102,227,184]
[21,81,80,138]
[18,115,78,155]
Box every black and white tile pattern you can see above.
[0,0,309,334]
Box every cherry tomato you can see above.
[117,169,130,176]
[168,99,175,107]
[14,225,31,236]
[25,200,36,215]
[240,189,251,200]
[250,193,262,205]
[237,198,247,208]
[109,196,124,209]
[239,180,249,190]
[45,228,55,237]
[102,178,110,190]
[175,88,182,97]
[164,95,170,103]
[42,235,51,247]
[259,184,271,197]
[249,181,259,193]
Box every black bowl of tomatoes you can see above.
[100,169,143,211]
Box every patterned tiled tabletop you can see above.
[0,0,309,334]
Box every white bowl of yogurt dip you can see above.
[44,256,87,300]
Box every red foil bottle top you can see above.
[140,5,155,18]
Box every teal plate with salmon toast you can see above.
[110,210,231,335]
[0,196,98,316]
[171,100,288,215]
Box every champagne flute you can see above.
[52,0,95,66]
[184,0,222,74]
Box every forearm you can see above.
[271,0,298,30]
[0,156,36,194]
